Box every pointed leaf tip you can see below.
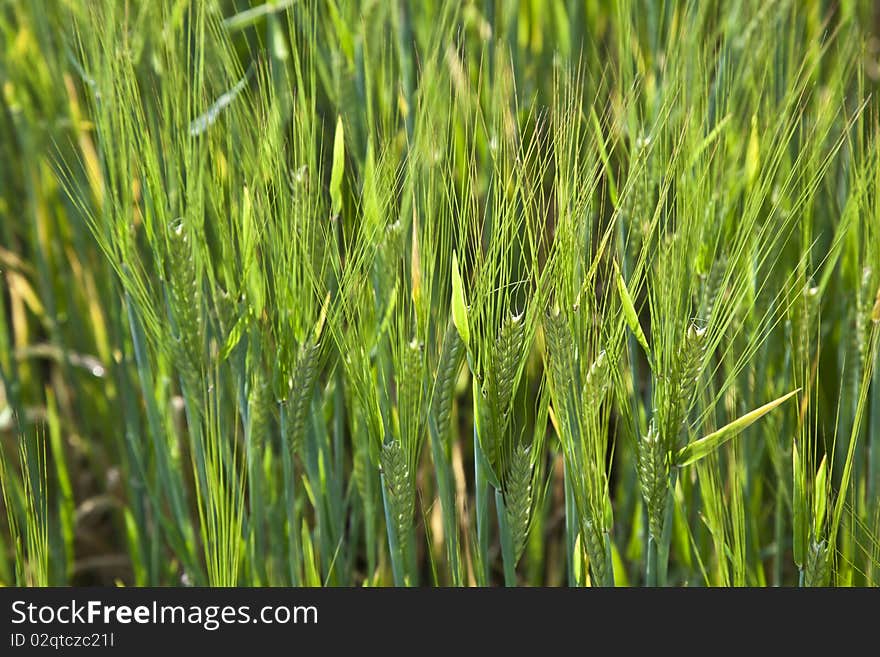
[451,250,469,348]
[330,115,345,216]
[614,261,652,366]
[675,389,799,467]
[746,114,760,185]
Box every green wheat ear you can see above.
[583,349,610,411]
[581,518,608,588]
[167,220,204,393]
[662,322,707,447]
[479,311,528,471]
[504,443,533,562]
[247,367,272,449]
[856,267,875,369]
[699,255,727,321]
[638,421,668,541]
[432,321,464,449]
[398,338,425,445]
[380,439,414,554]
[282,337,321,456]
[543,308,575,397]
[495,311,527,413]
[803,540,830,587]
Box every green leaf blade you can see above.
[614,262,652,366]
[330,114,345,216]
[451,250,469,348]
[675,390,799,467]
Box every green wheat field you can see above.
[2,0,880,588]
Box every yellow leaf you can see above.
[7,271,44,318]
[411,202,421,311]
[314,291,331,342]
[745,114,760,186]
[330,115,345,216]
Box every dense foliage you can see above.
[2,0,880,587]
